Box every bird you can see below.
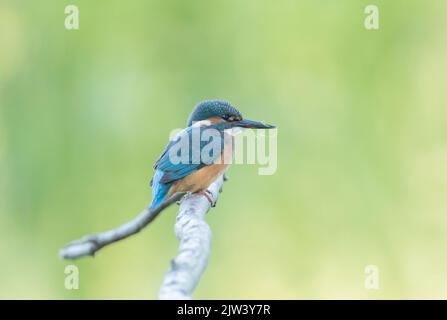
[149,100,275,215]
[58,100,276,260]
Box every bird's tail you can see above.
[149,170,171,212]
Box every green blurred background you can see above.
[1,0,447,299]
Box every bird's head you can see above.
[187,100,275,129]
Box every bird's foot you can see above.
[176,192,191,205]
[198,189,216,207]
[219,173,228,193]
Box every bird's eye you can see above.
[228,116,235,122]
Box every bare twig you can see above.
[158,174,224,299]
[59,173,225,300]
[59,192,186,260]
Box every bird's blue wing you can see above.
[153,125,225,184]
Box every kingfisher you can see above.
[149,100,275,214]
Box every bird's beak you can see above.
[235,119,276,129]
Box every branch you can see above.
[59,192,186,260]
[59,173,225,299]
[158,174,224,300]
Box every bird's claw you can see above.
[176,192,191,205]
[219,173,228,193]
[199,189,216,207]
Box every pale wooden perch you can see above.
[158,174,224,299]
[59,174,226,299]
[59,192,186,259]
